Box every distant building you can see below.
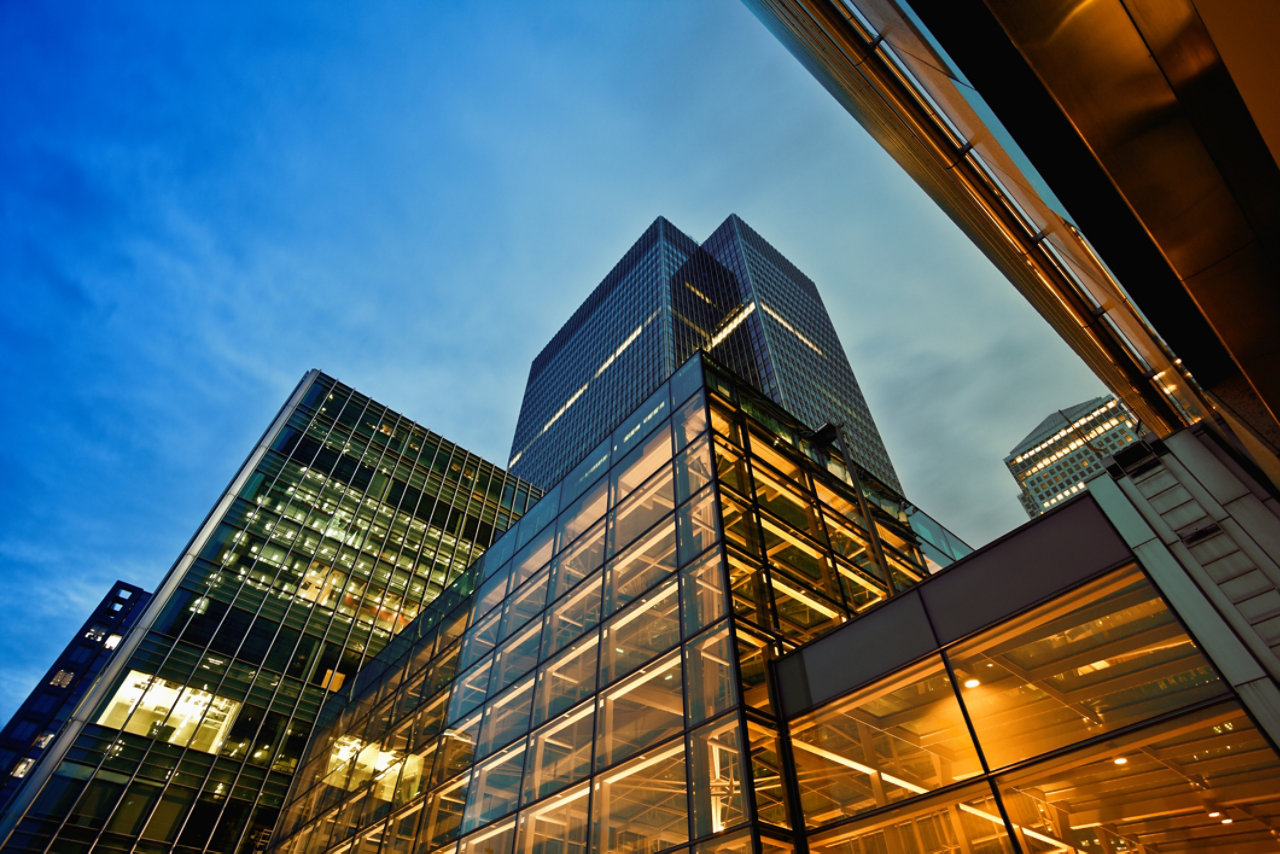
[508,214,900,493]
[0,372,540,853]
[1005,396,1140,518]
[0,581,150,812]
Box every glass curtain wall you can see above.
[0,372,539,854]
[270,354,954,854]
[788,565,1280,853]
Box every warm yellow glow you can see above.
[97,669,240,754]
[1113,756,1128,765]
[709,301,756,349]
[964,678,981,689]
[761,302,823,355]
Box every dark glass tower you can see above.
[0,371,540,854]
[0,581,151,813]
[508,214,900,493]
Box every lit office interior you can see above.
[269,354,965,854]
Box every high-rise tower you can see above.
[0,371,540,854]
[508,215,900,492]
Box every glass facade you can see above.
[0,371,540,854]
[1004,396,1141,517]
[271,354,961,854]
[509,215,901,494]
[785,568,1280,853]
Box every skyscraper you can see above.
[1004,396,1140,518]
[0,371,540,854]
[508,214,900,493]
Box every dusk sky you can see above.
[0,1,1103,723]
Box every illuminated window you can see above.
[10,758,34,778]
[97,669,241,754]
[49,670,74,688]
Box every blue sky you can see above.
[0,1,1102,723]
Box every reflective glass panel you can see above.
[790,656,982,826]
[595,650,684,770]
[600,579,681,686]
[533,636,599,727]
[689,717,746,838]
[516,782,589,854]
[950,566,1225,769]
[808,782,1013,854]
[681,549,728,638]
[591,741,688,854]
[685,623,737,724]
[996,702,1280,853]
[605,517,677,614]
[542,573,602,660]
[523,703,595,805]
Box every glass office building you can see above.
[508,215,900,494]
[269,353,965,854]
[1004,396,1140,518]
[271,356,1280,854]
[0,371,540,854]
[0,582,151,813]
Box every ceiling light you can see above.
[963,678,980,688]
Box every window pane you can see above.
[612,422,672,503]
[490,622,543,695]
[542,573,602,660]
[523,703,595,804]
[479,677,534,757]
[746,721,791,829]
[789,656,982,827]
[672,390,707,452]
[463,743,525,831]
[458,816,515,854]
[675,436,714,505]
[501,571,549,640]
[517,782,589,854]
[595,650,684,770]
[534,636,599,727]
[559,475,609,549]
[685,624,737,724]
[950,567,1225,770]
[996,702,1280,853]
[808,782,1013,854]
[605,517,677,614]
[681,549,728,638]
[608,468,675,558]
[677,487,719,566]
[601,580,681,687]
[689,717,746,837]
[553,518,606,601]
[591,741,688,854]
